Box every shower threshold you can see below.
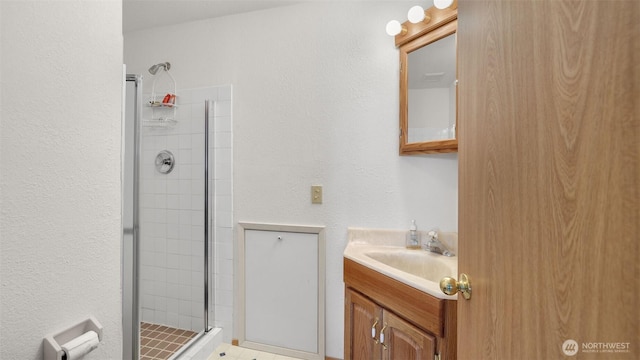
[140,322,198,360]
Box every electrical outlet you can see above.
[311,185,323,204]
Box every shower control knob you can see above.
[155,150,175,174]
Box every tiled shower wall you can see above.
[140,85,233,336]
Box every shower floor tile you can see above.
[140,322,198,360]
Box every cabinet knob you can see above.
[440,273,472,300]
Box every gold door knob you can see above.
[440,273,472,300]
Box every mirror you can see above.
[399,12,457,155]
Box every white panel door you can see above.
[245,229,318,353]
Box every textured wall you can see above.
[0,1,123,359]
[124,2,458,357]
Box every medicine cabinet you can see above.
[396,6,458,155]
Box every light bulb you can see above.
[386,20,403,36]
[407,6,425,24]
[434,0,455,9]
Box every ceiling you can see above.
[123,0,302,33]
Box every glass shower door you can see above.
[124,73,213,360]
[137,91,209,359]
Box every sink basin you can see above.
[364,250,457,283]
[344,244,458,299]
[344,227,459,299]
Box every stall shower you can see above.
[123,68,233,360]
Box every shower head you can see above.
[148,64,160,75]
[148,62,171,75]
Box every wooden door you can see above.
[345,289,382,360]
[458,0,639,359]
[383,310,436,360]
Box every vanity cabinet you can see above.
[345,289,379,359]
[347,289,436,360]
[384,308,436,360]
[344,258,456,360]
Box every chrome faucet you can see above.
[423,229,455,257]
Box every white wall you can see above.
[125,2,458,357]
[0,1,123,359]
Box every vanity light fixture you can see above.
[407,6,431,24]
[386,1,456,37]
[434,0,457,10]
[385,20,407,36]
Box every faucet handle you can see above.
[427,229,439,241]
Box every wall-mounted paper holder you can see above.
[43,316,103,360]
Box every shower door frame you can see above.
[124,74,142,360]
[124,74,214,360]
[169,98,214,359]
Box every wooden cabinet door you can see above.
[345,289,382,360]
[382,310,436,360]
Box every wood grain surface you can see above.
[458,0,639,358]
